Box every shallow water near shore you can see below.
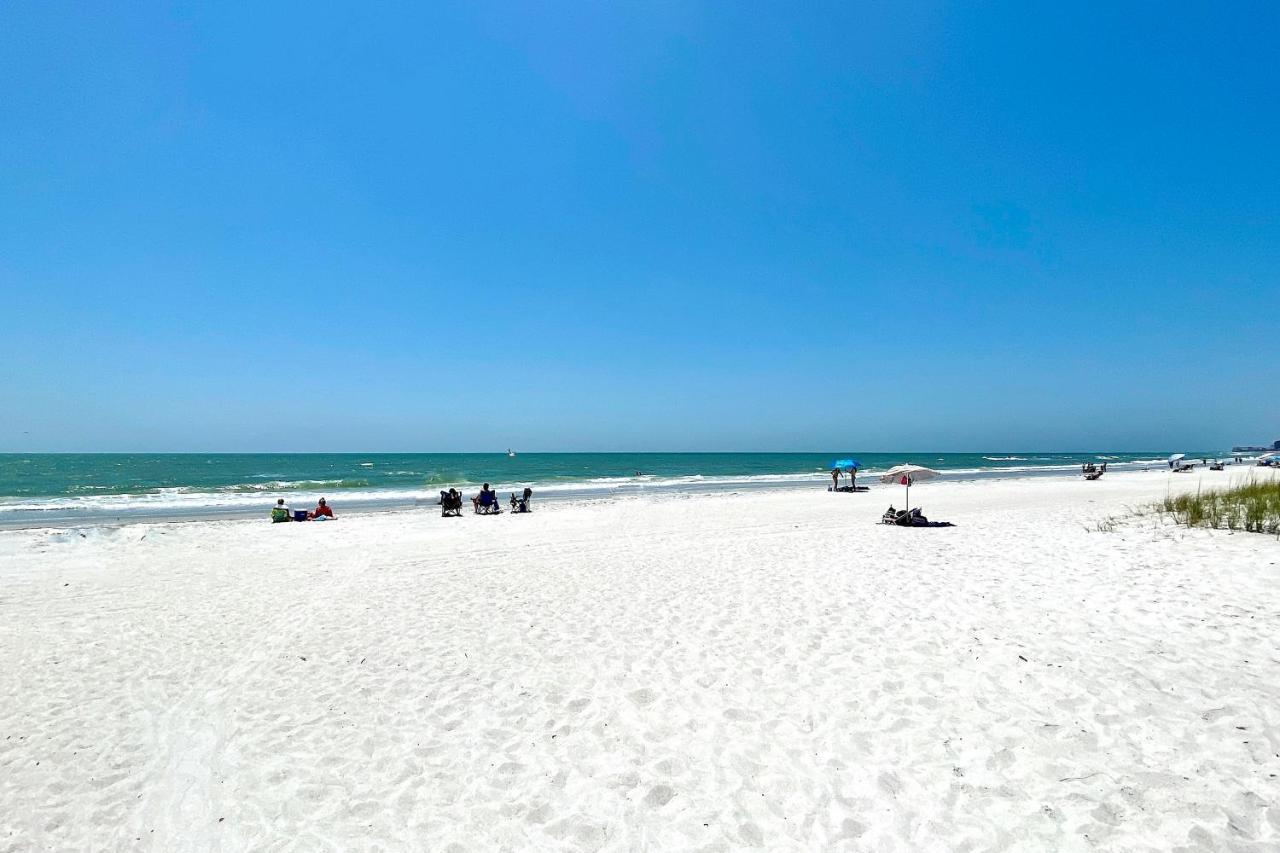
[0,451,1232,527]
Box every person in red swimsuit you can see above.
[309,497,334,519]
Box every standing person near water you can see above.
[831,468,841,491]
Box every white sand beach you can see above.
[1,469,1278,852]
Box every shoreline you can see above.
[0,459,1265,531]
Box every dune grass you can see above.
[1156,478,1280,535]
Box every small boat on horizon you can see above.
[507,449,517,458]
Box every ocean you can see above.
[0,451,1230,528]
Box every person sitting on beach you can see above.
[309,497,334,520]
[472,483,501,514]
[510,487,533,513]
[271,498,291,523]
[902,507,927,526]
[439,488,464,517]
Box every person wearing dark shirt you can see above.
[472,483,500,513]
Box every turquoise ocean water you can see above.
[0,451,1229,527]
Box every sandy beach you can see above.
[1,468,1278,852]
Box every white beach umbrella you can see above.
[1168,453,1185,469]
[878,464,940,509]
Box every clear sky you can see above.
[1,2,1277,452]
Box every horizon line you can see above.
[0,448,1229,456]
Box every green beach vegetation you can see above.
[1155,478,1280,535]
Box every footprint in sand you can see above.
[643,785,676,807]
[878,772,903,797]
[738,821,764,846]
[652,758,685,777]
[1091,802,1123,826]
[986,748,1015,770]
[608,771,640,790]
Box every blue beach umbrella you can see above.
[829,458,861,490]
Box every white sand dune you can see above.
[1,469,1278,851]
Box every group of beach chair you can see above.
[438,486,533,517]
[880,506,953,528]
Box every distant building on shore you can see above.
[1231,440,1280,452]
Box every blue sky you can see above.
[2,2,1277,452]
